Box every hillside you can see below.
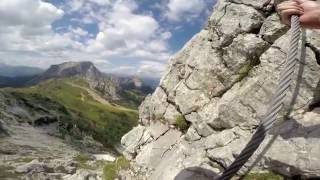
[0,63,44,77]
[0,61,151,147]
[0,62,151,179]
[0,62,154,108]
[7,77,139,147]
[120,0,320,180]
[0,76,36,88]
[0,78,139,179]
[0,88,128,179]
[26,61,152,108]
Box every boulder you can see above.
[16,159,47,174]
[63,170,101,180]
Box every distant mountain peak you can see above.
[21,61,154,103]
[46,61,101,78]
[30,61,103,84]
[54,61,94,69]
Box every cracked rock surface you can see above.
[120,0,320,179]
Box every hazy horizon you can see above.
[0,61,162,80]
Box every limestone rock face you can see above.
[121,0,320,179]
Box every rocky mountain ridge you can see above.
[27,61,153,102]
[0,62,154,105]
[27,61,120,101]
[120,0,320,179]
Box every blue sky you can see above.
[0,0,215,78]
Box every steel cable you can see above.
[216,15,301,180]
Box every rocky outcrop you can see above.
[120,0,320,179]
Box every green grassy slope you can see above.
[5,78,138,147]
[116,89,147,109]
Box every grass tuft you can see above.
[73,153,95,170]
[103,156,130,180]
[174,115,190,132]
[242,172,284,180]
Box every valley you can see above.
[0,61,153,179]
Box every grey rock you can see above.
[259,13,288,43]
[184,126,201,141]
[63,169,101,180]
[175,83,210,115]
[120,1,320,179]
[139,95,153,124]
[221,33,269,88]
[207,146,234,169]
[209,0,264,46]
[205,130,236,149]
[138,87,169,125]
[185,113,214,137]
[196,99,219,127]
[261,111,320,177]
[306,30,320,49]
[0,120,8,137]
[24,172,66,180]
[173,167,218,180]
[164,104,181,125]
[135,129,181,169]
[16,159,46,173]
[229,0,268,9]
[121,126,152,160]
[148,121,169,140]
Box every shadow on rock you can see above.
[174,167,218,180]
[269,116,320,140]
[0,121,9,137]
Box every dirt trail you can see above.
[67,82,110,105]
[67,82,137,112]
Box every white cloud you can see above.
[110,61,167,78]
[138,61,167,77]
[165,0,206,22]
[72,27,88,36]
[0,0,67,51]
[89,0,111,6]
[0,0,175,78]
[0,0,93,70]
[86,0,171,62]
[0,0,64,27]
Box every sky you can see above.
[0,0,215,78]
